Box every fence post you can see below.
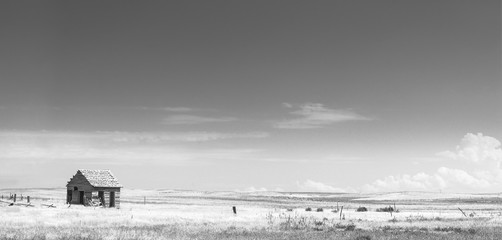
[27,196,30,203]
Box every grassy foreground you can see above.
[2,189,502,239]
[2,224,502,240]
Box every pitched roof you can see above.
[77,169,123,188]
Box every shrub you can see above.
[305,207,312,211]
[355,236,371,240]
[345,223,356,231]
[433,227,462,233]
[376,206,394,212]
[316,208,323,212]
[356,206,368,212]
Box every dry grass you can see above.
[1,188,502,239]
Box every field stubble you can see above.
[1,189,502,239]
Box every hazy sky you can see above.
[1,1,501,192]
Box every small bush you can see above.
[376,206,394,212]
[355,235,371,240]
[286,208,293,212]
[316,208,323,212]
[345,223,356,231]
[305,207,312,211]
[382,225,392,231]
[433,226,462,233]
[356,206,368,212]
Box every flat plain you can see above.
[1,188,502,240]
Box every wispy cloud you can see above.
[0,130,269,144]
[106,131,269,143]
[0,130,267,165]
[275,103,370,129]
[135,106,195,112]
[162,107,194,112]
[297,179,355,193]
[163,115,237,125]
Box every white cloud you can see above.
[436,133,502,165]
[362,168,493,193]
[437,167,491,189]
[275,103,370,129]
[364,133,502,193]
[297,179,354,193]
[163,115,236,125]
[236,186,268,192]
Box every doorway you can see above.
[109,191,115,208]
[66,190,72,204]
[79,191,84,204]
[98,191,104,206]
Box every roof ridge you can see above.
[74,169,122,188]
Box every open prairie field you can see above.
[1,189,502,240]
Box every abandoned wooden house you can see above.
[66,169,122,208]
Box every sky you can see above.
[0,1,501,193]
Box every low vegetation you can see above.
[1,188,502,239]
[375,206,394,212]
[356,206,368,212]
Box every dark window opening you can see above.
[110,191,115,208]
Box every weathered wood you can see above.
[458,207,467,217]
[9,202,34,207]
[66,169,123,208]
[115,191,121,208]
[104,191,110,208]
[27,196,30,203]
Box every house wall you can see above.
[115,191,121,208]
[66,171,96,204]
[66,171,122,207]
[67,185,95,204]
[104,191,110,207]
[93,187,121,208]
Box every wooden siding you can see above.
[66,170,122,208]
[115,191,121,208]
[104,191,110,207]
[67,171,92,188]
